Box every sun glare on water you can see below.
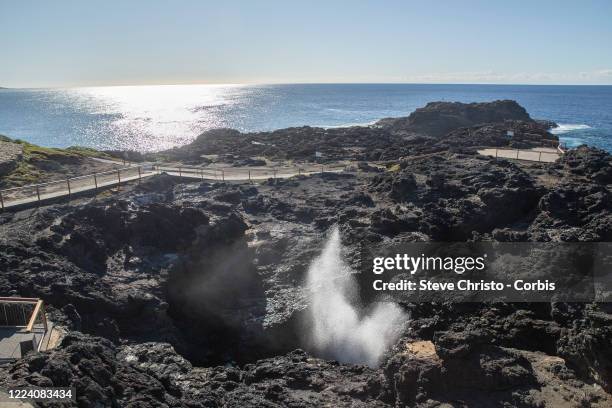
[70,84,245,151]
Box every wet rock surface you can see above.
[0,101,610,407]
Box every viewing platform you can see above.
[0,297,52,363]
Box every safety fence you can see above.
[152,163,348,181]
[0,163,348,210]
[0,297,48,359]
[477,147,564,163]
[0,166,150,210]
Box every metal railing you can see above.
[490,147,562,162]
[0,162,349,211]
[557,142,569,154]
[152,163,348,181]
[0,297,47,331]
[0,165,149,210]
[0,297,48,355]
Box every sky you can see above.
[1,0,612,88]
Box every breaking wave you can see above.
[551,123,592,134]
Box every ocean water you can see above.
[0,84,610,152]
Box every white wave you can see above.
[305,227,407,367]
[314,120,378,129]
[551,123,592,134]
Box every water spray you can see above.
[305,226,407,367]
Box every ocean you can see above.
[0,84,610,152]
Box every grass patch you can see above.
[0,137,109,187]
[65,146,112,159]
[2,161,44,186]
[4,135,110,161]
[18,141,108,161]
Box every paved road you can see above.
[477,147,561,163]
[0,164,346,210]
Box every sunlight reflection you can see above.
[71,84,245,151]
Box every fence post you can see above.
[0,191,4,211]
[248,170,251,182]
[495,148,498,158]
[516,149,519,159]
[36,185,41,205]
[179,166,182,177]
[221,169,225,181]
[66,179,71,199]
[321,165,324,174]
[539,151,542,162]
[94,174,98,191]
[117,170,121,186]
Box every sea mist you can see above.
[305,227,407,367]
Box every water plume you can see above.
[305,227,407,367]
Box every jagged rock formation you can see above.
[554,145,612,183]
[440,120,558,150]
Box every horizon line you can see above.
[3,81,612,90]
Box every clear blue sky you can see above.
[1,0,611,87]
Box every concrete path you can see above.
[0,164,346,211]
[477,147,561,163]
[0,392,34,407]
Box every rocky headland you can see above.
[148,100,558,164]
[0,100,611,407]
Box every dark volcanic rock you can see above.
[557,306,612,392]
[0,333,389,407]
[0,183,252,349]
[369,154,542,239]
[530,183,612,241]
[151,126,402,163]
[376,100,532,137]
[0,332,183,407]
[555,145,612,183]
[440,120,558,150]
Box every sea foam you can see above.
[551,123,592,134]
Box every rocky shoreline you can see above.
[0,100,611,407]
